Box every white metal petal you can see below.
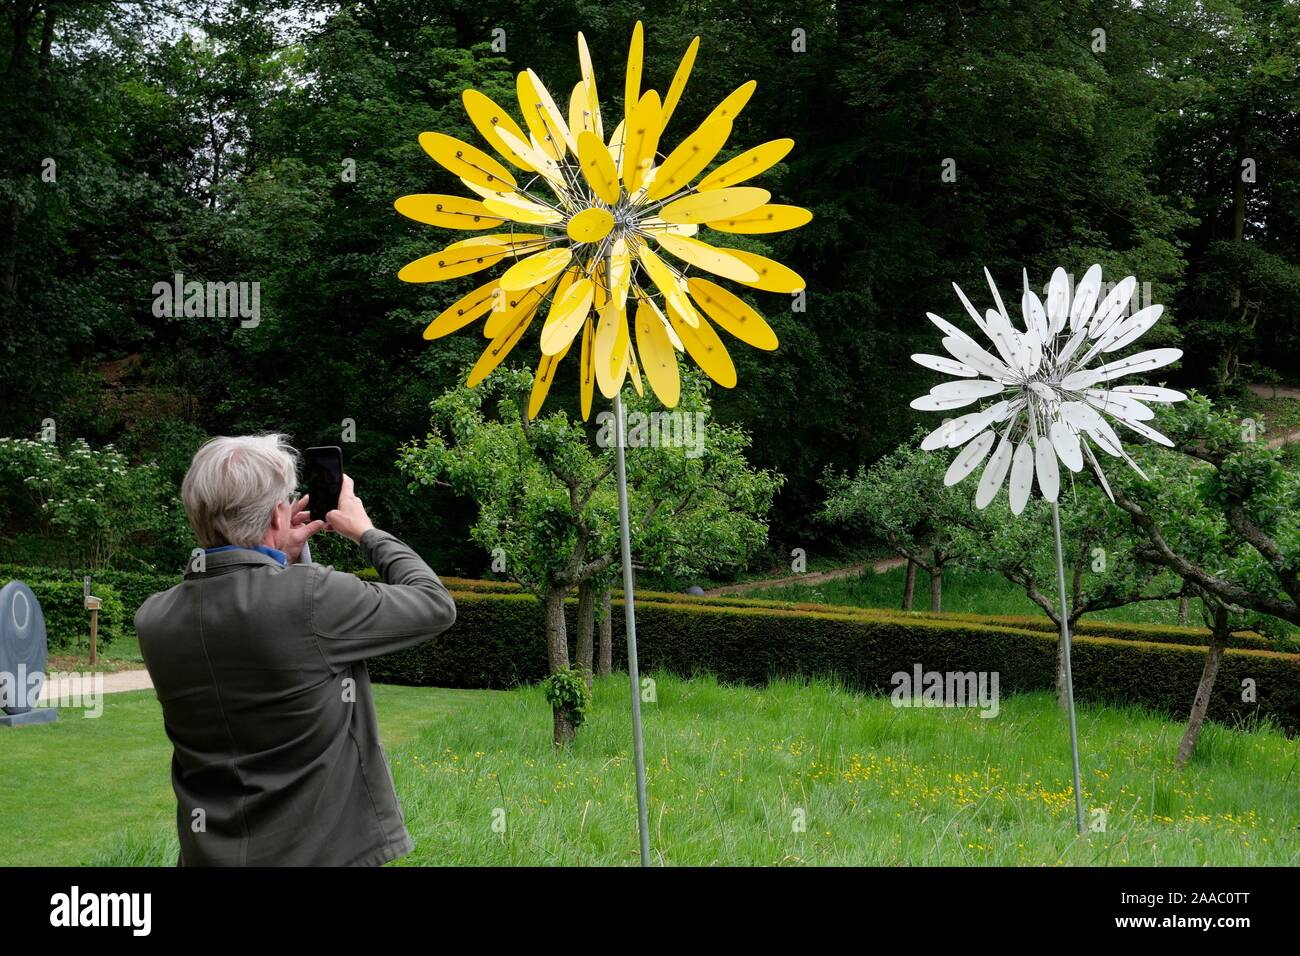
[982,307,1026,372]
[1085,418,1125,457]
[1054,322,1091,371]
[975,433,1014,508]
[1059,400,1107,432]
[984,267,1012,327]
[911,393,982,412]
[1046,267,1071,334]
[1023,327,1043,374]
[1083,389,1155,421]
[1034,435,1060,502]
[1089,276,1136,340]
[1048,420,1084,472]
[1115,416,1175,448]
[951,283,989,335]
[1061,368,1105,390]
[912,353,978,377]
[1008,438,1035,515]
[931,379,1005,401]
[1080,439,1115,502]
[1069,264,1103,331]
[1092,348,1182,382]
[944,431,996,486]
[1101,304,1164,352]
[948,401,1014,447]
[921,408,995,450]
[1021,282,1049,340]
[941,336,1016,380]
[1110,385,1187,403]
[927,311,981,347]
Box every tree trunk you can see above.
[598,587,613,677]
[1177,595,1189,627]
[929,566,942,613]
[1055,619,1070,710]
[1176,607,1229,769]
[902,558,917,610]
[543,588,575,746]
[576,580,596,690]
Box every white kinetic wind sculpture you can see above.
[911,263,1185,835]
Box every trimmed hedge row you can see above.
[359,571,1261,651]
[13,579,126,650]
[369,590,1300,734]
[0,561,175,642]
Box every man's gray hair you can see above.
[181,434,299,548]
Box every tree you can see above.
[820,433,991,611]
[398,368,780,745]
[1099,392,1300,765]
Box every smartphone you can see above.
[304,446,343,522]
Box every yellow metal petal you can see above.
[627,343,644,396]
[577,32,604,141]
[607,237,631,311]
[641,291,684,350]
[516,69,574,160]
[688,277,778,350]
[704,80,757,126]
[661,36,700,129]
[595,297,630,398]
[639,217,698,238]
[634,294,681,406]
[422,279,500,340]
[483,278,558,339]
[643,117,732,201]
[608,118,626,171]
[655,233,760,283]
[635,245,696,325]
[667,302,737,388]
[566,206,615,244]
[622,90,662,194]
[418,132,517,192]
[726,250,806,293]
[394,194,507,231]
[576,130,621,204]
[579,316,595,420]
[397,236,509,283]
[569,81,596,139]
[480,191,563,225]
[499,247,572,291]
[528,339,574,419]
[493,126,567,190]
[697,138,793,191]
[467,302,537,388]
[462,89,534,172]
[624,21,643,130]
[705,203,812,234]
[659,187,770,224]
[540,276,595,355]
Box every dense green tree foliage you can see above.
[2,0,1297,569]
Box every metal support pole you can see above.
[613,391,652,866]
[1051,500,1086,836]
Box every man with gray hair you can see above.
[136,433,457,866]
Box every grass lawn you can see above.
[748,565,1208,627]
[4,674,1295,866]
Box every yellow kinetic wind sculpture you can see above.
[394,21,811,418]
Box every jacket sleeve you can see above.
[309,528,457,668]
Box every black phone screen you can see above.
[304,446,343,522]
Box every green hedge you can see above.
[0,563,175,642]
[368,591,1300,734]
[357,572,1264,651]
[8,578,126,650]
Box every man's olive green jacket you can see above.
[136,529,457,866]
